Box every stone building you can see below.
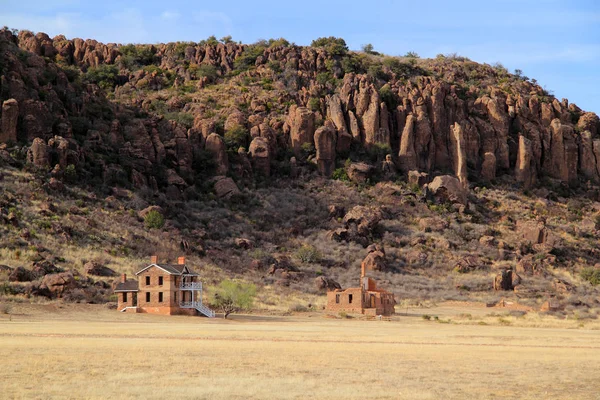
[114,256,214,317]
[326,258,395,316]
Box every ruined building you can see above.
[326,251,395,316]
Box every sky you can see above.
[1,0,599,114]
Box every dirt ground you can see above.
[1,303,599,400]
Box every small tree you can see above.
[362,43,375,54]
[144,210,165,229]
[212,279,257,318]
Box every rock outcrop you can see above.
[284,106,315,156]
[0,99,18,143]
[428,175,467,205]
[205,133,229,175]
[314,124,337,176]
[248,137,271,177]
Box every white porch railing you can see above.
[180,301,215,318]
[180,282,202,290]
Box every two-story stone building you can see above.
[114,256,214,317]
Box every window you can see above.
[158,276,163,286]
[145,292,150,302]
[145,276,150,286]
[158,292,163,303]
[349,294,353,304]
[335,294,340,304]
[174,292,177,303]
[123,292,128,302]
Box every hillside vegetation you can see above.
[1,28,600,317]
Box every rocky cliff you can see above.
[1,28,599,199]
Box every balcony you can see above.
[180,301,203,308]
[179,282,202,290]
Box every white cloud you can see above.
[161,11,181,21]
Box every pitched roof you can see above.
[114,279,139,292]
[135,263,199,276]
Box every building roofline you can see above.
[113,289,139,292]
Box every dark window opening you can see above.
[145,292,150,302]
[174,292,177,303]
[349,294,353,304]
[123,292,128,302]
[335,294,340,304]
[158,276,163,286]
[158,292,163,303]
[145,276,150,286]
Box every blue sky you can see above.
[2,0,599,113]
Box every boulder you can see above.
[428,175,467,205]
[31,260,61,278]
[213,176,240,199]
[0,99,19,143]
[205,133,229,175]
[39,272,80,298]
[418,217,448,232]
[347,162,374,184]
[234,238,253,250]
[361,249,386,272]
[493,269,520,291]
[84,261,116,277]
[138,205,163,219]
[408,170,429,187]
[314,276,341,291]
[314,124,337,176]
[248,137,271,177]
[343,206,383,237]
[381,154,396,179]
[328,205,345,219]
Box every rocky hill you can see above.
[1,28,600,315]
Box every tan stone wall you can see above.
[117,292,135,310]
[326,288,395,316]
[136,266,200,315]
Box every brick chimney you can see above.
[178,256,185,265]
[121,274,127,283]
[150,255,158,264]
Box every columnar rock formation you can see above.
[1,99,18,143]
[205,133,229,175]
[284,106,315,156]
[450,122,468,188]
[248,137,271,177]
[314,124,337,176]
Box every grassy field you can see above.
[1,304,599,400]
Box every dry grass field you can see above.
[1,304,600,400]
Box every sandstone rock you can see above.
[454,256,482,273]
[27,137,50,168]
[343,206,383,237]
[398,114,417,171]
[479,236,496,247]
[213,176,240,199]
[84,261,116,277]
[328,205,345,219]
[481,152,496,181]
[314,276,341,291]
[493,269,519,291]
[381,154,396,179]
[515,135,535,189]
[450,122,468,188]
[249,137,271,177]
[205,133,229,175]
[166,169,186,187]
[224,109,246,131]
[0,99,18,143]
[234,238,253,250]
[579,131,599,182]
[314,124,336,176]
[347,162,374,184]
[285,105,315,156]
[31,260,61,278]
[138,205,163,219]
[515,220,556,249]
[428,175,467,205]
[40,272,79,298]
[408,170,429,187]
[361,249,386,272]
[326,94,347,133]
[418,217,448,232]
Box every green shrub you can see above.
[212,279,257,318]
[310,37,348,56]
[144,210,165,229]
[581,268,600,286]
[308,97,320,112]
[234,42,267,72]
[332,168,349,182]
[295,244,322,264]
[84,64,119,91]
[64,164,77,183]
[119,44,156,68]
[164,112,194,129]
[224,125,248,151]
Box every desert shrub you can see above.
[234,42,267,72]
[296,244,322,264]
[164,112,194,129]
[224,125,249,151]
[119,44,156,68]
[64,164,77,183]
[580,268,600,286]
[144,210,165,229]
[188,64,218,82]
[308,97,320,112]
[84,65,119,91]
[404,51,419,58]
[379,84,398,110]
[310,37,348,56]
[211,279,257,318]
[332,167,349,182]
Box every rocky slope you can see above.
[1,28,600,314]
